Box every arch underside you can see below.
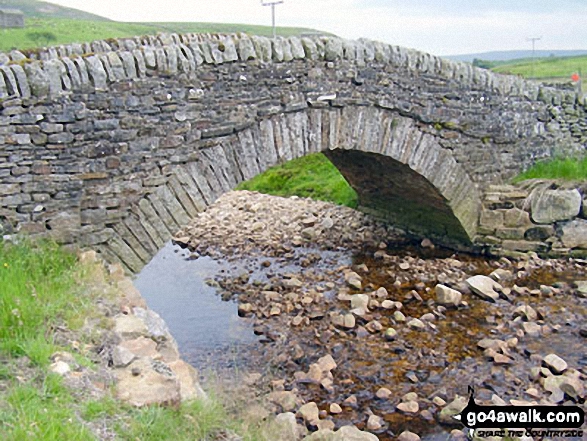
[325,150,472,245]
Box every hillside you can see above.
[0,0,109,21]
[0,0,326,52]
[491,54,586,80]
[447,49,587,63]
[0,18,324,52]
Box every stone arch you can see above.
[95,106,480,272]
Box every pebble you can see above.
[543,353,568,374]
[393,311,406,322]
[343,395,358,407]
[397,430,421,441]
[366,414,384,431]
[397,401,419,414]
[432,396,446,407]
[375,387,392,399]
[407,318,426,330]
[384,328,397,341]
[49,361,70,376]
[329,403,342,414]
[297,402,319,426]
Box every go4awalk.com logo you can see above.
[453,387,585,439]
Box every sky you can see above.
[46,0,587,56]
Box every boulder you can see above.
[115,358,181,407]
[297,402,320,426]
[531,188,581,224]
[465,275,501,302]
[560,219,587,249]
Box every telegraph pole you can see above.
[527,36,542,78]
[261,0,284,40]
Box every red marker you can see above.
[571,73,580,82]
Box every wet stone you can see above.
[543,353,568,374]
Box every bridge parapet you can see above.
[0,32,584,109]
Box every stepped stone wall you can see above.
[476,181,587,257]
[0,33,586,270]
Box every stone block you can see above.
[501,240,547,252]
[495,227,526,240]
[531,188,581,224]
[479,209,504,231]
[560,219,587,249]
[503,207,532,227]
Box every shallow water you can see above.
[134,241,587,439]
[134,242,259,370]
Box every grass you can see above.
[0,240,80,365]
[492,54,587,80]
[0,239,273,440]
[0,17,324,52]
[513,157,587,182]
[237,153,358,208]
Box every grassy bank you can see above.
[0,239,270,440]
[0,17,323,52]
[237,153,358,208]
[513,157,587,182]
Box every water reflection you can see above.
[134,242,258,369]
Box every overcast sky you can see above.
[47,0,587,56]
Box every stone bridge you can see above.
[0,33,586,271]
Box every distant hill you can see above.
[0,0,110,21]
[447,50,587,63]
[0,1,326,52]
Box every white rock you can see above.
[543,353,568,374]
[466,275,501,302]
[435,284,462,307]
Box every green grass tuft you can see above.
[0,240,79,364]
[513,157,587,182]
[237,153,358,208]
[1,373,93,441]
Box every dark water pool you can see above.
[133,242,259,370]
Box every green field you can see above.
[491,55,586,79]
[0,17,323,52]
[237,153,358,208]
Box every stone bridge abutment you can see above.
[1,32,586,270]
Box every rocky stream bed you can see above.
[153,190,587,440]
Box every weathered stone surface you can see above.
[113,314,148,339]
[543,353,568,374]
[330,425,378,441]
[531,189,581,224]
[297,402,320,426]
[435,284,462,307]
[560,219,587,249]
[438,395,468,426]
[397,431,421,441]
[465,275,501,302]
[115,358,180,407]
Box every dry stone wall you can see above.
[0,33,586,270]
[477,181,587,256]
